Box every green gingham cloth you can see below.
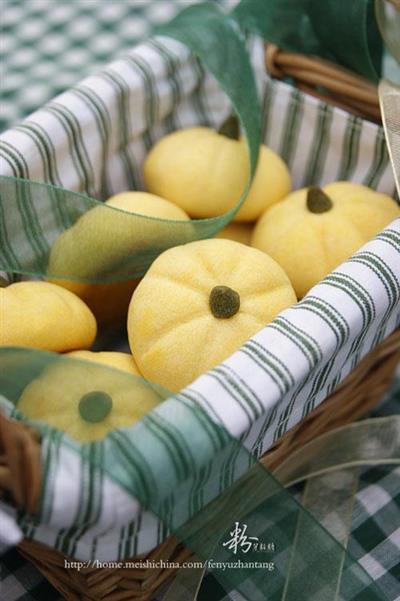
[1,3,400,601]
[0,0,211,134]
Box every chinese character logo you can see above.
[222,522,259,555]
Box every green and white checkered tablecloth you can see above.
[0,0,218,133]
[0,1,399,600]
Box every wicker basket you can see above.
[1,11,399,600]
[1,328,399,601]
[265,45,381,123]
[264,0,400,122]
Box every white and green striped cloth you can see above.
[0,34,399,563]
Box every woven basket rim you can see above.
[264,44,381,123]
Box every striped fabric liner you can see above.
[0,36,399,560]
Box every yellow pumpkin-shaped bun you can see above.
[18,354,160,442]
[0,281,97,351]
[144,126,291,221]
[251,182,400,299]
[49,192,190,326]
[55,280,139,329]
[128,239,297,392]
[215,222,253,245]
[67,350,141,375]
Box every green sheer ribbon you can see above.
[232,0,383,82]
[0,349,393,601]
[0,0,386,282]
[274,415,400,485]
[0,2,398,600]
[375,0,400,65]
[0,2,260,283]
[161,417,400,600]
[379,80,400,200]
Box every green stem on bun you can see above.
[210,285,240,319]
[307,187,333,213]
[79,391,113,423]
[218,114,240,140]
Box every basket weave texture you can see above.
[265,45,381,123]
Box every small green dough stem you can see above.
[209,285,240,319]
[79,391,113,423]
[218,114,240,140]
[307,187,333,213]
